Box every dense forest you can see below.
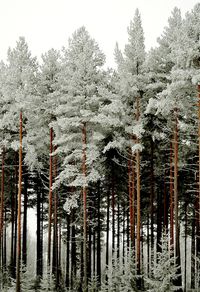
[0,3,200,292]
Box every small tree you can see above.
[100,250,139,292]
[145,233,181,292]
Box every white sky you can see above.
[0,0,199,68]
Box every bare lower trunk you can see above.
[47,127,53,268]
[0,147,5,272]
[173,108,182,290]
[136,96,141,280]
[82,122,87,292]
[16,111,23,292]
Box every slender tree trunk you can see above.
[93,228,96,279]
[156,188,162,254]
[173,107,182,290]
[22,168,28,266]
[105,190,109,277]
[71,209,76,289]
[150,137,154,274]
[117,201,120,259]
[122,205,125,265]
[36,174,42,277]
[88,207,92,282]
[184,202,187,292]
[197,84,200,266]
[3,208,6,268]
[163,169,168,232]
[128,154,134,247]
[111,171,115,255]
[58,220,61,284]
[65,214,70,288]
[82,122,87,291]
[16,111,23,292]
[136,95,141,278]
[10,186,15,277]
[14,153,18,278]
[170,142,174,248]
[0,147,5,272]
[191,208,195,289]
[48,127,53,269]
[52,151,58,287]
[97,182,101,286]
[147,214,150,276]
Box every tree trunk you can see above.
[184,202,187,292]
[36,174,43,277]
[65,214,70,288]
[136,95,141,278]
[117,201,120,259]
[111,171,115,255]
[82,122,87,291]
[97,182,101,286]
[71,209,76,289]
[170,142,174,248]
[0,147,5,271]
[10,185,15,277]
[14,153,18,278]
[173,107,182,290]
[16,111,23,292]
[52,151,58,287]
[150,137,154,275]
[197,84,200,269]
[3,207,6,268]
[47,127,53,268]
[22,168,28,266]
[128,153,134,247]
[191,208,195,289]
[105,189,109,279]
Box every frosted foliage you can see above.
[124,8,145,74]
[63,194,78,214]
[103,140,123,153]
[40,273,56,291]
[145,234,181,292]
[131,143,143,154]
[53,26,109,191]
[132,120,145,139]
[101,251,138,292]
[114,42,125,73]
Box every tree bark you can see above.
[82,122,87,291]
[170,142,174,249]
[173,107,182,290]
[36,174,43,277]
[65,214,70,288]
[47,127,53,268]
[136,95,141,278]
[97,182,101,285]
[0,147,5,272]
[16,111,23,292]
[22,168,28,266]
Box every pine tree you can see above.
[145,234,181,292]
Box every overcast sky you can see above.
[0,0,199,68]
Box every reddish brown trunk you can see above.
[48,127,53,268]
[16,111,22,292]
